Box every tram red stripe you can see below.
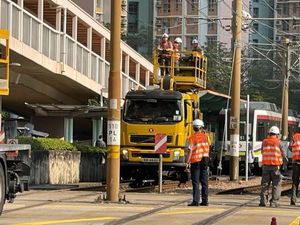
[257,115,297,124]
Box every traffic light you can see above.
[0,29,9,95]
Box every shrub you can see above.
[18,137,77,151]
[72,142,107,153]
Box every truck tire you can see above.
[0,163,5,215]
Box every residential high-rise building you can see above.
[249,0,274,45]
[153,0,249,50]
[72,0,127,32]
[275,0,300,43]
[127,1,154,59]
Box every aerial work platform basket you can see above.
[152,49,207,91]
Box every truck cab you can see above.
[120,49,208,183]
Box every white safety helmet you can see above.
[192,119,204,128]
[162,33,169,38]
[192,39,198,44]
[269,126,280,135]
[174,37,182,43]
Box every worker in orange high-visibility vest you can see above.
[259,126,286,207]
[185,119,211,206]
[289,124,300,206]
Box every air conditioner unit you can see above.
[276,20,282,25]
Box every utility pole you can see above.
[106,0,121,202]
[281,38,291,140]
[230,0,242,180]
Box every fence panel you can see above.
[0,1,9,29]
[22,13,30,46]
[11,5,20,38]
[91,54,97,81]
[31,19,39,51]
[76,45,82,73]
[82,48,88,76]
[42,26,49,57]
[50,31,58,61]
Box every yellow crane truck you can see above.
[121,48,208,185]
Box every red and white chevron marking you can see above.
[155,133,167,153]
[0,130,5,144]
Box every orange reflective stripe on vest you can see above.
[188,132,209,163]
[292,133,300,160]
[262,136,283,166]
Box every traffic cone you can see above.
[270,217,277,225]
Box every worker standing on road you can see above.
[186,119,210,206]
[259,126,286,207]
[289,124,300,206]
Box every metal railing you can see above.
[0,0,145,95]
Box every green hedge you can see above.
[18,137,76,151]
[18,137,107,153]
[72,142,107,153]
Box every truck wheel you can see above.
[0,163,5,215]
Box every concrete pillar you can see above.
[100,37,106,85]
[18,0,24,41]
[92,118,103,146]
[38,0,44,53]
[56,7,62,61]
[62,7,67,69]
[135,62,140,84]
[87,27,92,78]
[123,54,130,96]
[64,117,73,143]
[145,70,150,86]
[92,118,97,146]
[72,16,78,68]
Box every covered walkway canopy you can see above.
[199,90,231,114]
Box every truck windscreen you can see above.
[123,99,182,123]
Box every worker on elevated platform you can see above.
[157,33,173,76]
[289,123,300,206]
[186,119,210,206]
[259,126,286,207]
[173,37,182,74]
[191,39,203,77]
[192,39,203,55]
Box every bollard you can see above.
[270,217,277,225]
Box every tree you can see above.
[205,42,232,94]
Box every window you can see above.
[282,22,289,32]
[163,0,170,13]
[208,22,217,31]
[253,8,259,18]
[253,23,258,31]
[283,4,288,15]
[208,0,216,12]
[175,0,180,10]
[129,2,139,15]
[207,36,217,46]
[256,121,266,141]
